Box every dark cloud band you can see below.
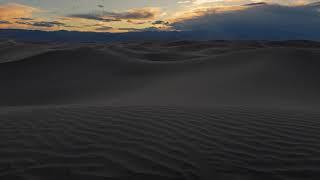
[171,2,320,40]
[68,8,159,22]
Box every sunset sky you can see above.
[0,0,319,32]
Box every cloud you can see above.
[0,3,161,32]
[117,27,140,31]
[183,0,318,6]
[170,2,320,39]
[0,3,53,29]
[243,2,268,6]
[0,3,115,32]
[126,20,148,25]
[192,0,222,5]
[68,7,161,22]
[32,21,66,27]
[15,20,66,28]
[68,14,121,22]
[109,8,161,19]
[152,20,170,25]
[95,26,113,31]
[15,21,31,25]
[169,4,246,23]
[140,26,164,32]
[178,1,192,4]
[0,3,39,21]
[0,20,11,24]
[14,17,34,21]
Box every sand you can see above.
[1,40,320,179]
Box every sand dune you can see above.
[1,41,320,179]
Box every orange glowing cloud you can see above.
[0,3,39,21]
[0,3,76,31]
[167,4,246,23]
[0,3,40,29]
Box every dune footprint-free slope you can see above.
[1,41,320,180]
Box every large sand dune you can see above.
[1,40,320,179]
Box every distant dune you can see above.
[1,40,320,179]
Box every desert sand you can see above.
[1,40,320,179]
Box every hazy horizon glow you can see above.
[0,0,319,32]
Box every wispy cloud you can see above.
[0,20,11,24]
[68,14,121,22]
[152,20,170,25]
[68,7,161,22]
[95,26,113,31]
[0,3,42,29]
[32,21,66,27]
[0,3,39,19]
[179,0,318,6]
[178,1,192,4]
[14,17,35,21]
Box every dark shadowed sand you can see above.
[1,40,320,180]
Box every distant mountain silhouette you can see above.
[1,29,319,42]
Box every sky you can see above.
[0,0,319,33]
